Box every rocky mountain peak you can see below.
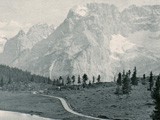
[16,30,26,38]
[68,5,88,18]
[27,23,54,34]
[26,23,55,47]
[1,4,160,81]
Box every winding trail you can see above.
[40,94,110,120]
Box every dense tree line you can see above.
[0,64,102,89]
[115,67,137,96]
[0,64,52,87]
[52,74,101,88]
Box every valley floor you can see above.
[0,82,154,120]
[51,83,154,120]
[0,91,92,120]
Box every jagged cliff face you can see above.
[27,24,55,49]
[17,4,160,81]
[1,3,160,81]
[0,24,55,65]
[121,5,160,33]
[1,30,28,64]
[21,4,120,80]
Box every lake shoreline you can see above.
[0,109,56,120]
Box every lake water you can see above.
[0,110,56,120]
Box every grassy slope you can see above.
[52,83,154,120]
[0,82,154,120]
[0,91,92,120]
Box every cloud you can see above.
[0,21,7,28]
[0,0,159,38]
[8,20,22,28]
[0,20,31,38]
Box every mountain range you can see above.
[1,3,160,82]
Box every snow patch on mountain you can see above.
[1,4,160,82]
[71,5,88,17]
[21,4,160,81]
[110,34,135,54]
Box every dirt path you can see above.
[40,94,109,120]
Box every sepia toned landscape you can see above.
[0,0,160,120]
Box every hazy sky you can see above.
[0,0,160,38]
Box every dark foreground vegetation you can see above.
[0,64,52,91]
[0,64,160,120]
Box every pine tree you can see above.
[142,74,146,85]
[128,70,131,77]
[47,77,51,84]
[149,71,154,91]
[92,76,95,84]
[113,75,116,82]
[117,72,122,86]
[66,76,71,85]
[82,74,88,88]
[115,72,122,95]
[59,76,63,85]
[131,67,138,86]
[71,75,75,85]
[122,70,125,79]
[122,73,130,95]
[78,75,81,85]
[83,74,88,83]
[151,75,160,120]
[97,75,101,83]
[128,70,132,92]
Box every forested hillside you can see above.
[0,64,52,91]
